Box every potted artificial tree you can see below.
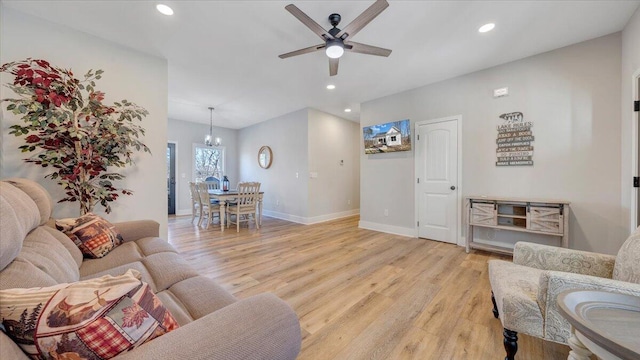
[1,58,151,214]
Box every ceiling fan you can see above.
[279,0,392,76]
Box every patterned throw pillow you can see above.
[0,269,179,359]
[56,213,124,258]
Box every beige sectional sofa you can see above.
[0,178,301,359]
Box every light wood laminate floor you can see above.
[168,215,570,360]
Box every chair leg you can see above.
[491,291,499,318]
[237,213,240,232]
[503,328,518,360]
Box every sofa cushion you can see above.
[80,242,144,276]
[0,258,58,289]
[0,226,80,290]
[168,276,237,320]
[21,227,80,283]
[3,178,53,226]
[0,270,179,359]
[0,182,40,270]
[41,225,83,268]
[136,237,178,256]
[143,252,199,292]
[56,213,124,259]
[156,290,195,326]
[613,227,640,284]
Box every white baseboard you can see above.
[175,208,191,216]
[358,221,417,237]
[305,209,360,224]
[262,209,360,225]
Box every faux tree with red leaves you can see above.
[1,58,150,215]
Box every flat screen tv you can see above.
[363,119,411,154]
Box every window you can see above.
[193,144,224,181]
[390,136,397,142]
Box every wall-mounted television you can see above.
[363,119,411,154]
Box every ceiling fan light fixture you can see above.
[156,4,174,16]
[325,40,344,59]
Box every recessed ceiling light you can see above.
[156,4,174,16]
[478,23,495,33]
[326,84,336,90]
[344,108,352,112]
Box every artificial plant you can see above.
[1,58,151,214]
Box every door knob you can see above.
[450,186,456,190]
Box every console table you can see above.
[557,290,640,360]
[465,196,570,255]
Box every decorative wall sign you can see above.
[495,112,534,166]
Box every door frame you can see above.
[631,69,640,231]
[414,115,463,245]
[168,141,178,215]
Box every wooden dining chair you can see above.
[227,182,261,232]
[204,178,220,190]
[188,182,201,224]
[196,182,221,229]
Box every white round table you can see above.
[557,290,640,360]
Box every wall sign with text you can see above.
[495,112,534,166]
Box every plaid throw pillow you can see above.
[0,270,179,359]
[56,213,123,258]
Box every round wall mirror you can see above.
[258,146,272,169]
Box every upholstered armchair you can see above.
[488,229,640,360]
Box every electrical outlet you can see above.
[384,209,389,216]
[347,200,351,205]
[295,172,299,178]
[276,199,280,206]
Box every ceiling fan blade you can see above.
[285,4,333,41]
[279,44,325,59]
[329,58,339,76]
[336,0,389,40]
[344,41,392,57]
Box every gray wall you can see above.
[238,109,309,220]
[308,109,360,219]
[1,7,169,237]
[360,33,624,254]
[621,7,640,233]
[238,108,360,223]
[167,118,238,215]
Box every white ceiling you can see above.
[3,0,638,129]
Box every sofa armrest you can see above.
[114,293,301,360]
[113,220,160,242]
[537,270,640,343]
[513,241,615,277]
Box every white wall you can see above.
[0,7,169,237]
[307,109,360,221]
[360,33,624,254]
[621,7,640,234]
[238,109,309,221]
[167,118,238,215]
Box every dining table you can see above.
[208,189,264,232]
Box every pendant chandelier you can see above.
[204,107,221,147]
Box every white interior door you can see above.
[416,119,458,243]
